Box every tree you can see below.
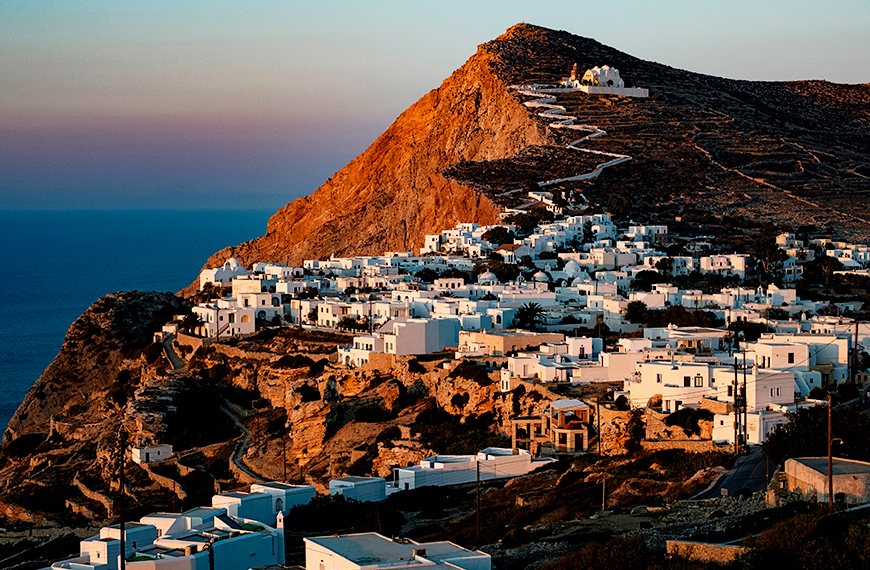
[415,268,440,283]
[654,257,674,276]
[297,287,319,300]
[607,194,631,218]
[484,226,515,246]
[751,237,788,278]
[762,404,870,465]
[181,313,202,334]
[624,301,648,324]
[631,270,668,292]
[512,302,545,330]
[623,408,646,453]
[307,308,318,324]
[582,220,595,244]
[806,255,844,286]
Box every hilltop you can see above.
[186,23,869,293]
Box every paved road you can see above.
[162,334,186,370]
[696,447,775,499]
[219,402,266,483]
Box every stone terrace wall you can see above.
[666,540,746,564]
[642,440,724,453]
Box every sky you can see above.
[2,0,868,212]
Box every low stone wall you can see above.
[363,352,397,372]
[701,397,733,415]
[641,440,723,453]
[645,409,713,441]
[142,464,187,501]
[176,332,208,353]
[212,344,276,361]
[73,474,114,516]
[666,540,746,563]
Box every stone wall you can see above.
[362,352,398,372]
[212,344,277,361]
[176,332,208,353]
[73,474,114,516]
[645,409,713,441]
[142,464,188,501]
[701,397,733,415]
[642,440,723,453]
[666,540,746,563]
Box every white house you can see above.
[211,491,273,525]
[396,447,551,491]
[130,445,172,464]
[250,482,316,516]
[329,476,386,502]
[304,533,490,570]
[199,257,250,290]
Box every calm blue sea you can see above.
[0,209,274,433]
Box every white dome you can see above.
[563,260,581,277]
[478,271,498,283]
[533,271,548,282]
[224,257,242,270]
[571,276,586,287]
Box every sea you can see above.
[0,209,274,433]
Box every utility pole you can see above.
[853,320,860,380]
[282,430,287,482]
[733,358,739,456]
[828,392,834,510]
[596,397,601,456]
[476,461,481,546]
[119,421,126,570]
[742,350,748,447]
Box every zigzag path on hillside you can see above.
[514,86,633,188]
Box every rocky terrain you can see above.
[185,23,869,294]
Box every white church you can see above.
[561,64,649,97]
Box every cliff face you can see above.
[185,27,550,291]
[4,292,185,440]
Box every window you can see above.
[684,376,691,387]
[694,374,704,387]
[776,387,781,397]
[728,385,733,397]
[656,373,662,384]
[788,352,795,364]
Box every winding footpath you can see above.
[514,86,633,187]
[161,335,266,482]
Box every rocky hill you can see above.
[187,23,869,292]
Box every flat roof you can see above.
[332,476,385,483]
[551,399,589,409]
[142,512,182,519]
[183,507,223,518]
[253,482,314,491]
[480,330,561,338]
[305,533,477,567]
[106,522,151,529]
[792,457,870,475]
[427,456,473,463]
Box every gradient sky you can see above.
[2,0,868,211]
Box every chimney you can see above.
[413,548,427,558]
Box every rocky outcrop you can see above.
[5,291,185,441]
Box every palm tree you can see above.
[513,302,545,330]
[181,313,202,334]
